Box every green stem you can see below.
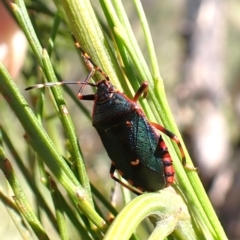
[0,151,50,240]
[13,0,93,203]
[0,62,106,230]
[104,190,196,240]
[62,0,122,88]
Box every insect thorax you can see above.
[92,92,136,129]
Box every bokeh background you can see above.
[1,0,240,239]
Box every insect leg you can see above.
[109,164,143,195]
[150,122,186,164]
[133,82,149,102]
[151,122,197,171]
[77,93,95,101]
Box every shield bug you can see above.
[26,35,195,195]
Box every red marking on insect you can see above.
[130,159,140,166]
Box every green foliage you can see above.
[0,0,227,239]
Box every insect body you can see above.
[26,35,190,194]
[78,80,181,194]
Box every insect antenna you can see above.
[25,34,109,93]
[25,81,96,91]
[71,34,110,94]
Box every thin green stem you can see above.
[0,151,50,240]
[41,49,92,200]
[49,177,69,240]
[0,62,106,230]
[104,190,196,240]
[133,0,161,83]
[1,127,59,231]
[13,0,93,202]
[62,0,122,88]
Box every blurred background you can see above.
[1,0,240,239]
